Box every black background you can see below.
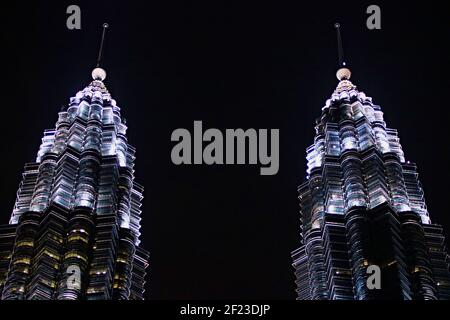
[0,0,448,300]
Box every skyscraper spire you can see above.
[96,23,109,67]
[334,23,345,67]
[334,23,351,81]
[92,23,109,81]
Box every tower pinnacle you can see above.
[92,23,109,81]
[334,23,351,81]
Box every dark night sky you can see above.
[0,1,448,300]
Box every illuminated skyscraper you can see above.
[0,62,149,299]
[292,25,450,300]
[291,67,450,300]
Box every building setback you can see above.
[0,67,149,300]
[292,66,450,300]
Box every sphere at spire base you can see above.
[92,67,106,81]
[336,67,351,81]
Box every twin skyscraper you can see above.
[0,24,449,300]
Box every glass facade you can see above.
[0,71,149,300]
[292,72,450,300]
